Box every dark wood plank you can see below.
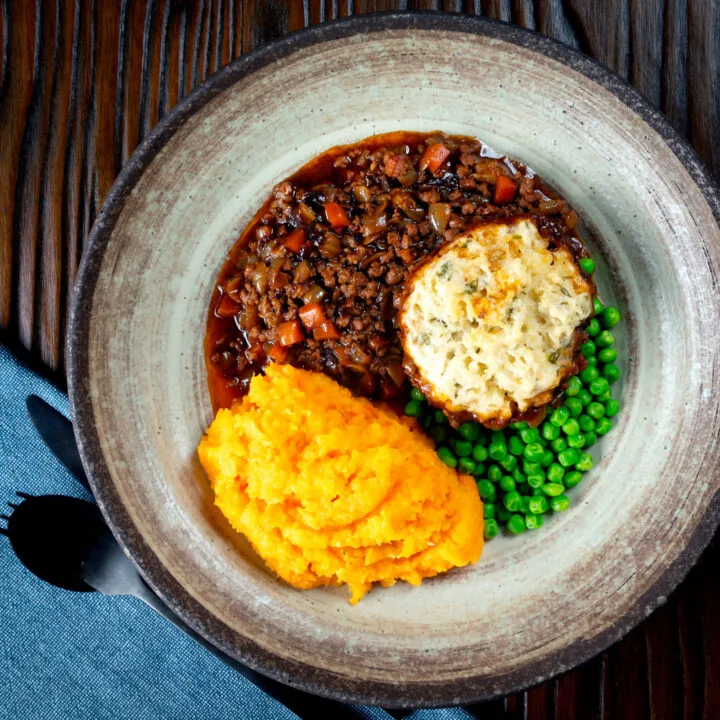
[687,0,720,176]
[603,624,651,720]
[0,0,37,332]
[645,601,684,720]
[38,0,75,368]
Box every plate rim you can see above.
[67,10,720,708]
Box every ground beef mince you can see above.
[205,131,590,412]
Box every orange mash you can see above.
[198,364,483,603]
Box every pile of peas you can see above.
[404,281,622,540]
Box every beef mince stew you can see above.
[205,131,592,414]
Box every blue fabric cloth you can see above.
[0,344,474,720]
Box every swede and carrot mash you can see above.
[197,364,484,604]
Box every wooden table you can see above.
[1,2,719,717]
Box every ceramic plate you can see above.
[68,13,720,707]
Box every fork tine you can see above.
[0,514,10,521]
[0,527,7,537]
[16,491,31,499]
[7,502,18,509]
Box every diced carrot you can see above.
[494,175,518,204]
[324,202,351,231]
[215,294,240,318]
[419,144,451,174]
[313,321,340,341]
[278,320,304,346]
[283,228,309,253]
[267,344,289,362]
[298,302,326,330]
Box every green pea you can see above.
[579,257,595,274]
[551,495,571,512]
[421,415,433,430]
[504,491,523,512]
[566,375,583,396]
[585,318,601,337]
[458,457,476,475]
[583,431,598,447]
[429,425,447,444]
[580,341,596,358]
[484,518,499,539]
[564,470,583,488]
[437,446,457,468]
[586,357,598,367]
[508,436,525,456]
[602,364,620,384]
[527,473,545,489]
[597,389,612,402]
[520,427,540,444]
[578,414,596,433]
[477,480,497,501]
[490,431,505,444]
[587,402,605,420]
[540,449,555,468]
[524,442,545,461]
[542,482,565,497]
[595,417,613,435]
[455,439,473,457]
[488,464,503,482]
[472,444,489,462]
[458,422,480,441]
[593,297,604,314]
[547,463,565,484]
[576,452,594,472]
[525,514,544,530]
[558,448,580,467]
[551,437,568,453]
[580,366,599,384]
[499,476,516,493]
[595,330,614,347]
[604,398,620,417]
[512,467,526,483]
[507,514,526,534]
[483,503,496,519]
[589,377,610,396]
[499,454,517,472]
[542,421,560,441]
[497,506,512,523]
[598,347,617,363]
[434,410,447,424]
[474,462,487,477]
[562,418,580,436]
[405,400,423,417]
[528,495,549,514]
[564,397,583,416]
[409,387,425,402]
[578,390,593,407]
[567,433,586,448]
[550,407,570,426]
[532,487,545,496]
[602,306,621,328]
[489,441,508,461]
[523,460,541,475]
[520,496,531,514]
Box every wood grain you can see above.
[1,1,719,717]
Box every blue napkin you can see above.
[0,343,474,720]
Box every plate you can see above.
[67,13,720,707]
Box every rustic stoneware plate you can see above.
[68,12,720,708]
